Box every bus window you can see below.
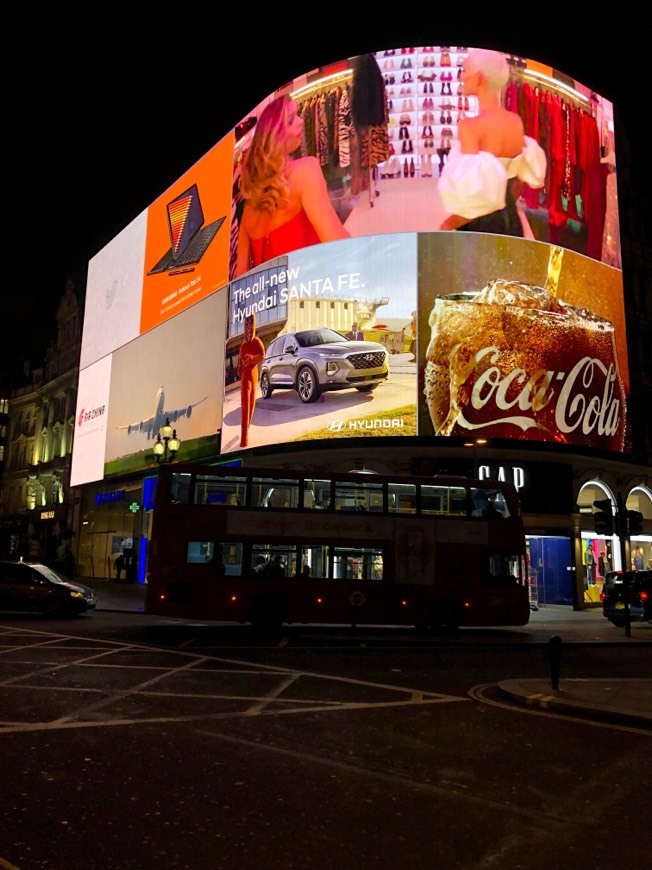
[420,484,448,514]
[388,482,416,514]
[449,487,468,515]
[252,477,300,509]
[186,542,243,575]
[490,489,510,517]
[334,482,364,511]
[421,484,468,515]
[195,474,246,507]
[305,479,331,509]
[170,472,192,504]
[333,480,383,512]
[471,488,509,518]
[251,545,297,577]
[488,553,518,585]
[222,543,243,576]
[333,547,383,581]
[298,545,328,578]
[187,541,213,563]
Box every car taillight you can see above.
[640,591,648,602]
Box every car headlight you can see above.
[70,590,84,599]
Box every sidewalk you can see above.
[82,578,652,728]
[497,678,652,728]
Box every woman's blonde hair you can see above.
[465,49,510,94]
[238,95,293,214]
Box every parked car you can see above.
[0,560,97,617]
[601,569,652,627]
[259,328,390,403]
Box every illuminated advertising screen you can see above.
[71,45,628,487]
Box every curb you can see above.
[497,680,652,729]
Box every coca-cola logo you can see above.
[456,347,622,438]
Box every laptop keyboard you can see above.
[173,217,225,267]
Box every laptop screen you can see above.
[167,184,205,261]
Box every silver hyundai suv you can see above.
[260,328,390,404]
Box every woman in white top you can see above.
[438,48,547,237]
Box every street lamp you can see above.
[153,418,180,464]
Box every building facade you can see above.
[0,278,83,569]
[2,48,650,614]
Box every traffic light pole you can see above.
[616,491,631,638]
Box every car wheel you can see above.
[356,384,378,393]
[260,371,273,399]
[297,366,320,403]
[43,600,65,618]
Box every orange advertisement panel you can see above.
[140,131,235,334]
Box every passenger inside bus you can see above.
[261,555,286,578]
[471,490,505,518]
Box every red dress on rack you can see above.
[249,209,321,266]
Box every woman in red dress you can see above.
[235,94,350,277]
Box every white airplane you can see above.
[116,385,208,439]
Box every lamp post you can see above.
[463,438,488,478]
[153,418,180,464]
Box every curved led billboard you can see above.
[72,45,628,487]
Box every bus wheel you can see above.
[429,602,460,634]
[249,594,287,632]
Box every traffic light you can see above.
[626,510,644,535]
[593,498,614,535]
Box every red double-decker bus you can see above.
[145,463,530,631]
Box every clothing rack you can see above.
[511,67,593,111]
[291,70,353,102]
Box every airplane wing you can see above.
[116,415,156,436]
[163,396,209,425]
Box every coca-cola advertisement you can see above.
[417,233,631,453]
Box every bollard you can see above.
[548,635,562,691]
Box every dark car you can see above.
[601,569,652,627]
[0,560,97,617]
[259,328,390,403]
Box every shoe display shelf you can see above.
[376,46,478,179]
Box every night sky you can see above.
[3,20,643,381]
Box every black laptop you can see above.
[147,183,225,276]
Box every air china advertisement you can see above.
[71,44,627,486]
